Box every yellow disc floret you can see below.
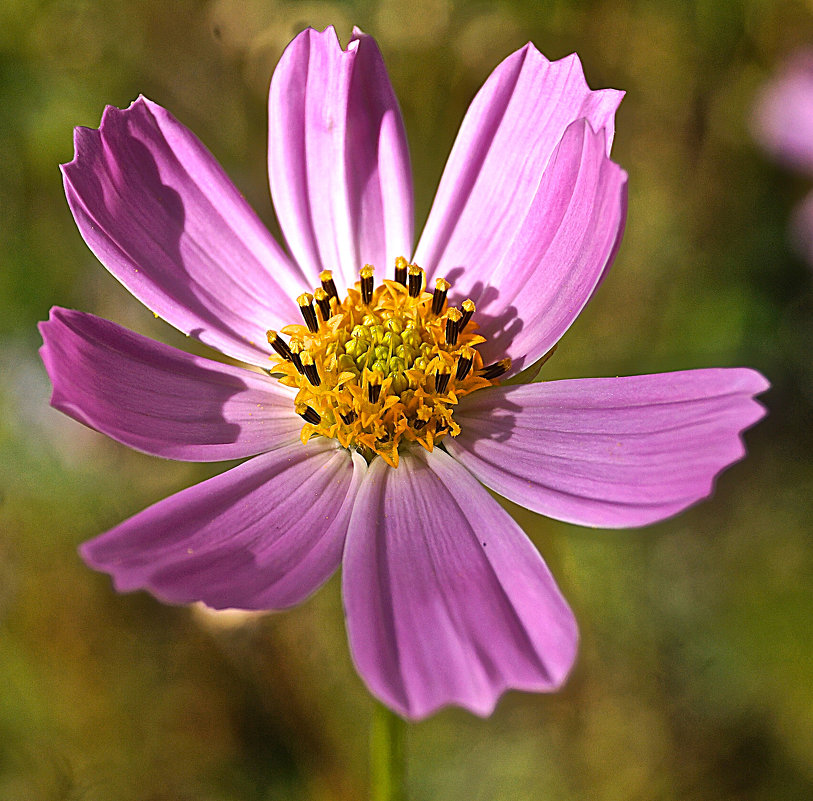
[266,258,509,468]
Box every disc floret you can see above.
[267,258,509,468]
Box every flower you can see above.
[40,26,768,719]
[753,49,813,265]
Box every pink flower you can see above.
[40,27,767,719]
[753,49,813,264]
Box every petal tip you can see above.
[746,368,771,395]
[63,124,101,173]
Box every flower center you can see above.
[267,257,509,468]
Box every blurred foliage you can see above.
[2,0,812,799]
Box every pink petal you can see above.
[39,307,301,461]
[462,118,627,372]
[268,26,413,292]
[415,44,622,303]
[446,369,769,528]
[63,97,308,367]
[343,446,578,719]
[753,49,813,175]
[81,440,365,610]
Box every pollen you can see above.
[267,260,508,468]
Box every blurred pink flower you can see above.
[41,27,767,719]
[753,49,813,264]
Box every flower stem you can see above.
[370,701,406,801]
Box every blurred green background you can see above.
[2,0,812,798]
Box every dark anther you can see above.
[394,256,408,286]
[288,339,305,374]
[414,418,428,430]
[266,330,293,361]
[455,350,473,381]
[480,358,511,380]
[320,270,339,302]
[435,369,451,395]
[432,278,451,315]
[298,293,319,333]
[408,264,423,298]
[368,381,382,404]
[300,353,321,386]
[296,404,321,425]
[303,363,320,386]
[360,265,375,305]
[445,308,462,346]
[339,409,357,424]
[314,287,332,321]
[459,299,475,331]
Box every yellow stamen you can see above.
[297,293,318,333]
[460,298,475,331]
[394,256,408,286]
[267,258,509,465]
[319,270,338,302]
[432,277,451,315]
[408,264,424,298]
[360,264,375,305]
[314,287,331,320]
[445,307,463,346]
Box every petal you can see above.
[39,307,301,461]
[268,26,413,292]
[62,96,308,367]
[415,44,623,290]
[343,446,578,719]
[445,369,769,529]
[81,440,366,610]
[462,118,627,372]
[753,49,813,175]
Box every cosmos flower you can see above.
[40,26,768,719]
[753,49,813,265]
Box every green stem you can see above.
[370,701,407,801]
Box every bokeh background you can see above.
[2,0,812,798]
